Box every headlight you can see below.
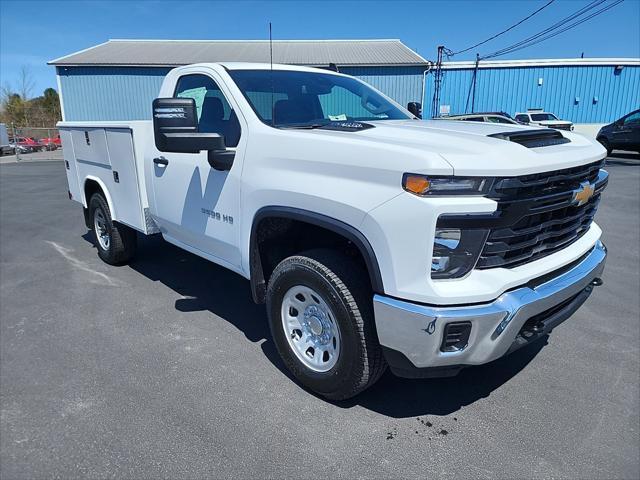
[403,174,492,196]
[431,227,488,279]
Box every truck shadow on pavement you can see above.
[343,340,546,417]
[85,232,548,418]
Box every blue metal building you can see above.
[49,39,429,121]
[50,41,639,126]
[425,58,640,124]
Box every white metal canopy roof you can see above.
[48,39,429,67]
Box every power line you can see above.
[480,0,621,59]
[451,0,556,56]
[482,0,623,59]
[480,0,606,58]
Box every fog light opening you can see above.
[440,322,472,353]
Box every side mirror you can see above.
[153,97,224,153]
[208,149,235,171]
[407,102,422,119]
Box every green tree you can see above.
[42,88,61,123]
[0,87,61,127]
[0,92,28,126]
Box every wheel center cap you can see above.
[308,316,323,336]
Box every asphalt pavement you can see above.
[1,155,639,479]
[0,149,64,165]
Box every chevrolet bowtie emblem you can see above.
[571,181,595,206]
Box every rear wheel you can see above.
[89,193,136,265]
[266,249,386,400]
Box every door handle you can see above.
[153,156,169,166]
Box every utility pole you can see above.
[471,53,480,113]
[430,46,445,119]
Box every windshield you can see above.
[531,113,558,121]
[228,69,412,128]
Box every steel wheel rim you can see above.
[281,285,341,373]
[93,208,110,250]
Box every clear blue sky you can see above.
[1,0,639,96]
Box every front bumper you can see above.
[373,240,606,378]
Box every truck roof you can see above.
[214,62,343,74]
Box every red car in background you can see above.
[9,136,44,153]
[39,134,61,150]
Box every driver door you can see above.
[616,112,640,149]
[149,71,245,268]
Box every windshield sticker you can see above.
[321,121,375,132]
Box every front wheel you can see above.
[266,249,386,400]
[89,193,136,265]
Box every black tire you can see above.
[88,192,136,265]
[597,137,612,157]
[266,249,386,400]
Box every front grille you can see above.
[476,160,607,269]
[548,124,572,131]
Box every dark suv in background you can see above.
[597,109,640,156]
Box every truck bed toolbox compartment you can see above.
[60,125,147,233]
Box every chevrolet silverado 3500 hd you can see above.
[60,63,608,399]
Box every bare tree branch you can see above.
[19,65,35,101]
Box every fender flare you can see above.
[249,206,384,303]
[83,176,116,219]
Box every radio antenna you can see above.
[269,22,275,126]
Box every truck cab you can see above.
[59,63,608,399]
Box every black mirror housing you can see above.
[161,132,226,153]
[152,97,234,170]
[407,102,422,118]
[152,97,225,153]
[208,149,235,171]
[153,97,197,151]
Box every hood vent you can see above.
[489,129,571,148]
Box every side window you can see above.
[515,114,529,123]
[623,112,640,126]
[489,116,513,124]
[174,74,241,147]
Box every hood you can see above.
[314,119,605,176]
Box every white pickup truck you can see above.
[59,63,608,399]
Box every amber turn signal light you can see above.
[403,174,431,195]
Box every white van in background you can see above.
[0,124,16,156]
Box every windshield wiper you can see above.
[276,121,332,130]
[276,121,375,132]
